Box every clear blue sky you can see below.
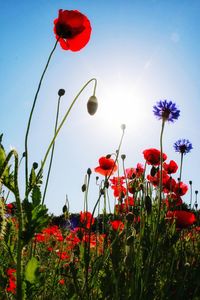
[1,0,200,215]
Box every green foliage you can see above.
[25,257,40,284]
[0,197,7,239]
[23,200,49,245]
[0,137,15,192]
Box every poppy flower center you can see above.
[55,23,85,39]
[100,162,113,170]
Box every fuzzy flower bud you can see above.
[87,95,98,115]
[58,89,65,96]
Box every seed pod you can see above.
[81,184,86,192]
[87,168,92,176]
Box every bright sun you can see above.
[97,82,149,131]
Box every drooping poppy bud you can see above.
[87,95,98,115]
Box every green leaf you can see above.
[29,167,37,189]
[31,185,41,206]
[0,145,6,169]
[25,257,39,284]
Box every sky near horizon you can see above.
[1,0,200,215]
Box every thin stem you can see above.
[85,173,91,212]
[189,181,192,208]
[179,153,183,183]
[36,78,97,184]
[42,94,62,205]
[13,150,23,300]
[24,40,59,196]
[157,119,165,222]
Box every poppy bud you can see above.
[62,204,68,213]
[121,154,126,160]
[33,162,38,169]
[87,168,92,176]
[87,95,98,115]
[81,184,86,192]
[58,89,65,96]
[121,124,126,131]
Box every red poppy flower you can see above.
[57,251,70,260]
[7,278,16,294]
[173,181,188,196]
[7,269,16,277]
[59,279,65,285]
[166,210,196,228]
[125,196,134,206]
[6,269,16,294]
[143,148,167,166]
[110,176,126,198]
[80,211,94,229]
[126,163,144,179]
[115,203,127,214]
[147,170,169,187]
[110,176,125,185]
[94,156,118,177]
[163,160,178,174]
[163,193,182,209]
[163,177,176,193]
[54,9,92,51]
[110,220,124,231]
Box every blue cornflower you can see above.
[173,139,193,155]
[153,100,180,122]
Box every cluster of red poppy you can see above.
[94,149,197,229]
[34,220,106,261]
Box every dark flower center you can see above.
[179,145,187,153]
[162,108,170,119]
[55,23,84,39]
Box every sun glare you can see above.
[97,83,149,131]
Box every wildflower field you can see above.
[0,7,200,300]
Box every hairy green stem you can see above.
[42,94,62,205]
[24,40,58,196]
[13,150,24,300]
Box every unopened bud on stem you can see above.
[87,95,98,115]
[58,89,65,97]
